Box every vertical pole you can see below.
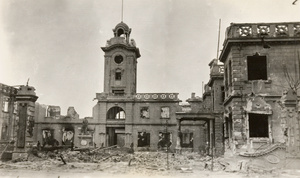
[121,0,124,22]
[202,81,204,95]
[209,119,214,171]
[211,132,214,171]
[216,19,221,60]
[166,119,169,170]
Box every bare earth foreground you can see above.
[0,148,300,178]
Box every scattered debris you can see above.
[1,146,299,177]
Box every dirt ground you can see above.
[0,148,300,178]
[1,163,300,178]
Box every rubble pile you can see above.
[0,147,269,176]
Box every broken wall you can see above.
[223,42,300,155]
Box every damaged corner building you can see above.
[220,22,300,158]
[1,21,300,164]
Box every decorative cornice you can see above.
[101,44,141,58]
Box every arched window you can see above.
[107,106,126,120]
[117,29,125,37]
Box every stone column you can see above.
[16,103,27,148]
[175,118,182,154]
[8,93,16,141]
[209,120,215,155]
[99,132,106,147]
[12,85,38,160]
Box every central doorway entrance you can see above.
[106,127,125,147]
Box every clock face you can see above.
[114,55,123,64]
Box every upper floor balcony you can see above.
[225,22,300,40]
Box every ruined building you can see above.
[219,22,300,157]
[0,84,38,159]
[0,83,18,142]
[30,22,224,153]
[3,21,300,161]
[175,59,224,156]
[93,22,204,151]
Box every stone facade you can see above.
[0,83,18,142]
[175,59,224,156]
[4,21,300,160]
[220,22,300,156]
[93,22,204,151]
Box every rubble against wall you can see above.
[2,146,299,177]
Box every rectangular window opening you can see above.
[140,107,149,119]
[160,107,170,119]
[138,132,150,147]
[3,101,9,112]
[247,56,267,80]
[221,86,225,102]
[112,90,125,96]
[249,113,269,138]
[158,132,172,148]
[115,72,122,80]
[181,132,193,148]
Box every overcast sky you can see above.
[0,0,300,117]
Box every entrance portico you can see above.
[176,112,222,155]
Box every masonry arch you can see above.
[107,106,126,120]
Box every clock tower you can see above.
[101,22,141,96]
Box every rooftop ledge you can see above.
[224,22,300,40]
[95,93,180,101]
[135,93,179,101]
[220,22,300,63]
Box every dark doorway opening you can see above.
[106,127,125,147]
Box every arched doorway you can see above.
[106,106,125,147]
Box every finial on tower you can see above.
[26,78,30,86]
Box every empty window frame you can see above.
[137,132,150,147]
[158,132,172,148]
[221,86,225,102]
[249,113,269,137]
[140,107,149,119]
[160,107,170,119]
[2,101,9,112]
[247,56,267,80]
[112,89,125,96]
[181,132,194,148]
[115,69,122,80]
[224,115,233,139]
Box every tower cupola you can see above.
[101,22,141,96]
[113,22,131,42]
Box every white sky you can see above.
[0,0,300,117]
